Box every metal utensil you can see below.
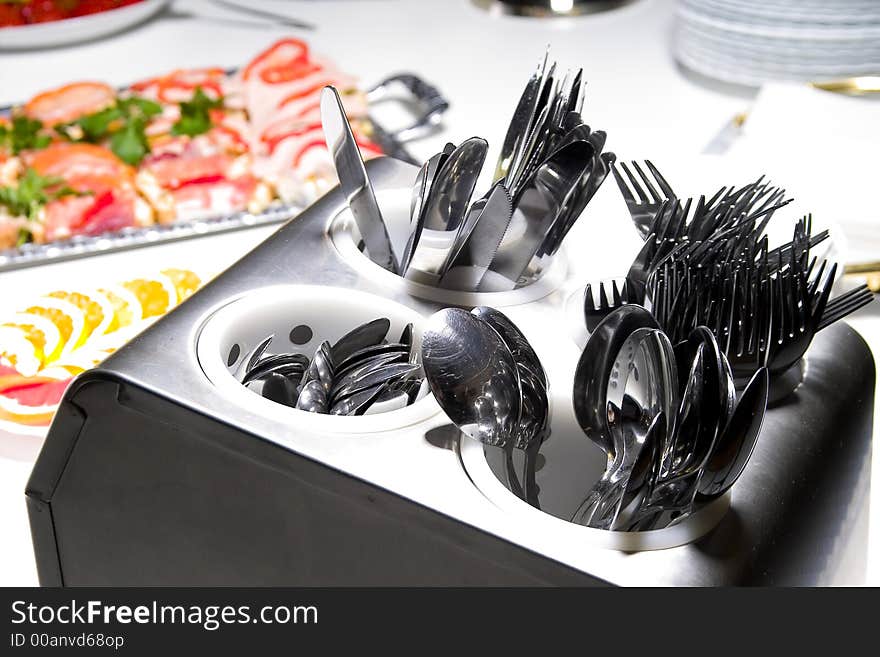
[439,184,513,291]
[296,378,328,413]
[572,304,665,459]
[421,308,522,449]
[321,86,399,273]
[697,367,769,499]
[421,137,489,231]
[234,334,274,381]
[495,51,549,182]
[472,306,549,507]
[330,318,390,364]
[489,140,594,288]
[583,279,630,334]
[613,160,676,239]
[571,328,677,529]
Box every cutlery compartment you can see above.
[328,189,571,307]
[457,415,729,551]
[195,285,438,431]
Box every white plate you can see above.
[0,0,169,50]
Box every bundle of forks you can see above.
[583,160,873,384]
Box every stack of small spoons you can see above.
[236,318,425,415]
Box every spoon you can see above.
[573,304,664,459]
[421,137,489,231]
[260,373,300,408]
[242,353,310,385]
[697,367,768,498]
[233,334,274,381]
[571,328,676,528]
[422,308,522,492]
[296,378,328,413]
[330,318,390,364]
[472,306,549,506]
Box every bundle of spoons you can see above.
[421,306,549,506]
[236,317,425,415]
[571,304,769,531]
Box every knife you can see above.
[321,86,399,274]
[439,184,513,291]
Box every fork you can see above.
[613,160,676,238]
[583,279,631,332]
[817,285,874,330]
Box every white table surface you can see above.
[0,0,876,586]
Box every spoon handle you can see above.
[503,442,524,501]
[571,476,623,529]
[522,439,542,509]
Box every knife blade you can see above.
[439,184,513,291]
[321,86,399,273]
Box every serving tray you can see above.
[0,72,447,273]
[25,158,874,586]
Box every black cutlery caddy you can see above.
[26,158,874,585]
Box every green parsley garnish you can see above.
[0,116,52,155]
[55,94,162,166]
[172,87,223,137]
[0,168,90,223]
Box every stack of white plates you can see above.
[674,0,880,86]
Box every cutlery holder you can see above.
[26,157,874,585]
[328,190,571,307]
[196,285,434,427]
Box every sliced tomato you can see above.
[242,38,311,83]
[24,81,116,126]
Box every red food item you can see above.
[1,1,144,28]
[143,152,233,190]
[170,175,258,216]
[41,189,137,242]
[26,143,138,241]
[0,6,26,27]
[242,38,312,84]
[261,118,381,160]
[24,81,116,126]
[0,375,70,408]
[27,142,133,189]
[131,68,226,103]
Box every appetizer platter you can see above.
[0,37,447,270]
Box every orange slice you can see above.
[0,313,62,375]
[97,285,143,332]
[161,268,202,305]
[45,289,114,347]
[120,273,178,319]
[23,297,86,360]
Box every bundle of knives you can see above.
[321,52,615,292]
